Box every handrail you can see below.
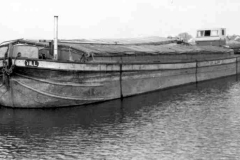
[0,38,23,46]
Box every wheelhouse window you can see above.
[222,29,225,36]
[204,30,211,36]
[211,30,218,36]
[197,31,204,37]
[197,30,219,37]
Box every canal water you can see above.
[1,76,240,160]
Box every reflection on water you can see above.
[1,76,240,159]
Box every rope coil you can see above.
[1,54,20,88]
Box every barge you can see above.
[0,18,239,108]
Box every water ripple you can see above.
[1,76,240,159]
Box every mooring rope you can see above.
[1,53,21,87]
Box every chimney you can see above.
[54,16,58,60]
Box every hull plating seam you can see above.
[15,73,103,87]
[12,79,106,101]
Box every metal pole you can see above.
[54,16,58,60]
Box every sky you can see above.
[0,0,239,42]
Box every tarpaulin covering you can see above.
[61,43,233,56]
[1,38,233,57]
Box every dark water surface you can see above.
[1,76,240,160]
